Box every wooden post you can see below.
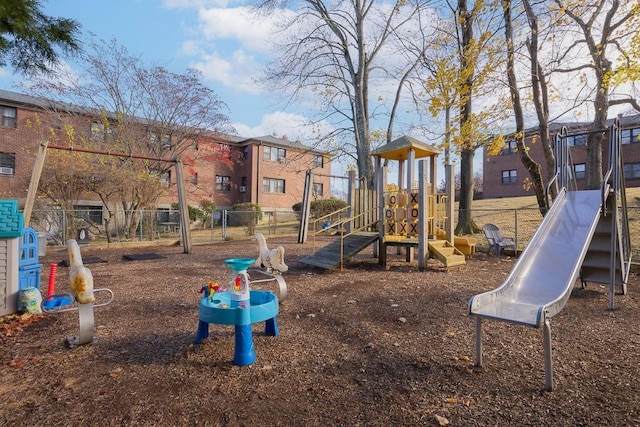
[445,163,455,244]
[347,168,356,234]
[418,160,429,271]
[174,159,193,254]
[23,141,49,227]
[378,165,387,266]
[297,170,313,243]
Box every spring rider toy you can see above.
[42,239,113,347]
[194,257,279,366]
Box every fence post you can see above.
[514,209,518,253]
[222,210,228,241]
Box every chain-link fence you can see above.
[29,208,300,247]
[28,205,640,265]
[460,206,640,265]
[455,207,544,253]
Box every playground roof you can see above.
[371,135,440,161]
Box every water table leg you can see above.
[265,317,278,336]
[194,320,210,344]
[233,324,256,366]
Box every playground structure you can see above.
[468,118,632,391]
[194,257,279,366]
[300,135,476,270]
[42,239,114,347]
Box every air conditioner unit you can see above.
[239,185,247,193]
[160,179,169,187]
[0,167,13,175]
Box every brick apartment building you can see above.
[0,90,332,218]
[483,115,640,199]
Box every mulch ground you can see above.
[1,235,639,426]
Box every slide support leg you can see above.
[543,319,553,391]
[473,316,483,367]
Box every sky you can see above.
[2,1,634,187]
[0,0,314,142]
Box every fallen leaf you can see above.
[9,358,26,368]
[110,367,123,378]
[435,414,449,425]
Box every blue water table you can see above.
[194,257,279,366]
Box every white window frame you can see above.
[263,177,285,193]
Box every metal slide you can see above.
[468,187,604,391]
[468,187,602,328]
[469,118,630,392]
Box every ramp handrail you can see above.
[308,205,379,270]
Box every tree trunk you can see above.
[502,0,546,214]
[523,0,556,201]
[455,148,478,235]
[588,93,607,189]
[455,0,480,234]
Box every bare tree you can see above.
[27,38,233,239]
[501,0,545,212]
[259,0,438,187]
[551,0,640,189]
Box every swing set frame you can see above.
[23,141,193,254]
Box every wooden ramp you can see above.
[300,232,379,270]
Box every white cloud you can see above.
[172,4,294,94]
[196,7,286,54]
[233,111,335,143]
[190,49,261,94]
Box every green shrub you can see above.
[171,203,206,223]
[292,198,348,217]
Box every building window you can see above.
[574,163,586,180]
[243,146,249,160]
[1,105,17,128]
[161,133,171,149]
[0,152,15,175]
[501,140,517,155]
[621,127,640,145]
[313,182,324,197]
[313,154,324,168]
[567,134,586,146]
[218,143,231,158]
[91,121,105,140]
[159,171,171,187]
[216,175,231,191]
[502,169,517,185]
[263,177,285,193]
[623,162,640,178]
[264,146,286,162]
